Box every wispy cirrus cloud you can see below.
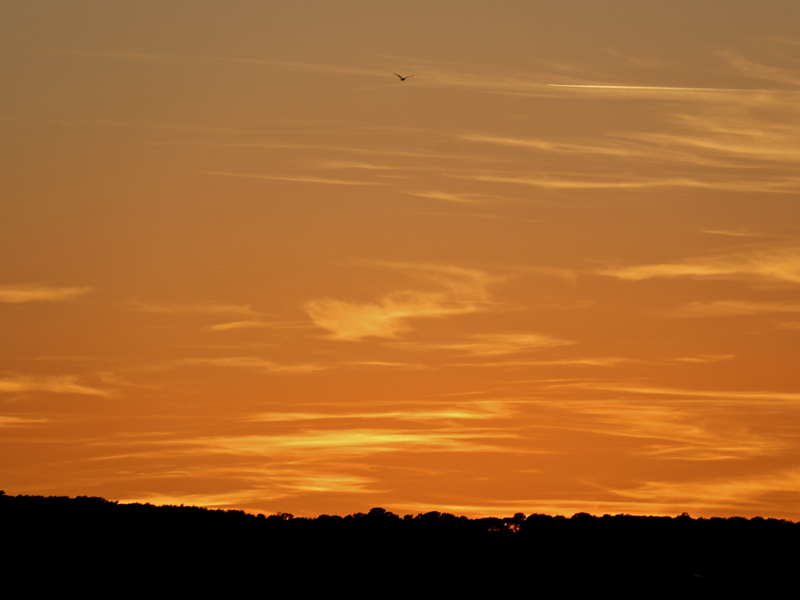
[320,160,401,171]
[462,69,800,197]
[630,109,800,169]
[597,246,800,286]
[456,356,632,368]
[666,300,800,318]
[206,320,310,332]
[113,426,515,471]
[723,52,800,88]
[208,172,385,186]
[432,333,573,356]
[546,49,800,98]
[702,229,769,238]
[305,263,498,341]
[614,468,800,512]
[672,354,736,364]
[163,357,326,374]
[207,320,275,331]
[154,140,484,162]
[459,127,800,174]
[547,83,785,93]
[460,173,667,190]
[306,293,470,340]
[344,361,429,370]
[406,190,486,204]
[459,131,721,173]
[409,210,499,220]
[460,172,800,192]
[0,415,47,427]
[252,402,513,424]
[459,133,631,158]
[130,300,261,316]
[568,400,785,461]
[549,381,800,403]
[118,469,377,507]
[0,375,110,397]
[0,284,91,303]
[181,428,513,459]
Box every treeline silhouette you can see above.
[3,491,798,594]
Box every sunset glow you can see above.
[3,1,800,519]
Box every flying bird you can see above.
[394,73,414,81]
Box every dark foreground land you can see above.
[2,492,798,595]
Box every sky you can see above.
[2,0,800,518]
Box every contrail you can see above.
[547,83,791,93]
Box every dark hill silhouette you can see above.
[2,491,798,595]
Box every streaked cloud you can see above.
[407,190,486,204]
[590,81,799,176]
[631,113,800,169]
[458,357,632,367]
[0,415,47,427]
[616,469,800,511]
[548,83,783,93]
[672,354,736,364]
[462,78,800,194]
[550,381,800,403]
[408,210,499,220]
[598,247,800,285]
[209,172,384,186]
[462,173,667,190]
[130,301,261,316]
[190,428,513,458]
[570,401,784,461]
[139,470,376,505]
[116,490,284,509]
[0,375,110,397]
[207,320,275,331]
[458,130,733,170]
[306,294,465,340]
[305,264,497,340]
[252,403,512,424]
[206,320,309,332]
[724,52,800,87]
[514,266,578,283]
[320,160,400,171]
[108,425,516,476]
[459,133,630,157]
[246,469,377,496]
[0,284,91,303]
[344,361,430,370]
[156,140,492,163]
[435,333,573,356]
[666,300,800,318]
[461,173,800,192]
[164,357,326,374]
[701,229,769,238]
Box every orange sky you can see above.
[3,1,800,518]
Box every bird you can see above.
[393,73,414,81]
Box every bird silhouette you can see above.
[394,73,415,81]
